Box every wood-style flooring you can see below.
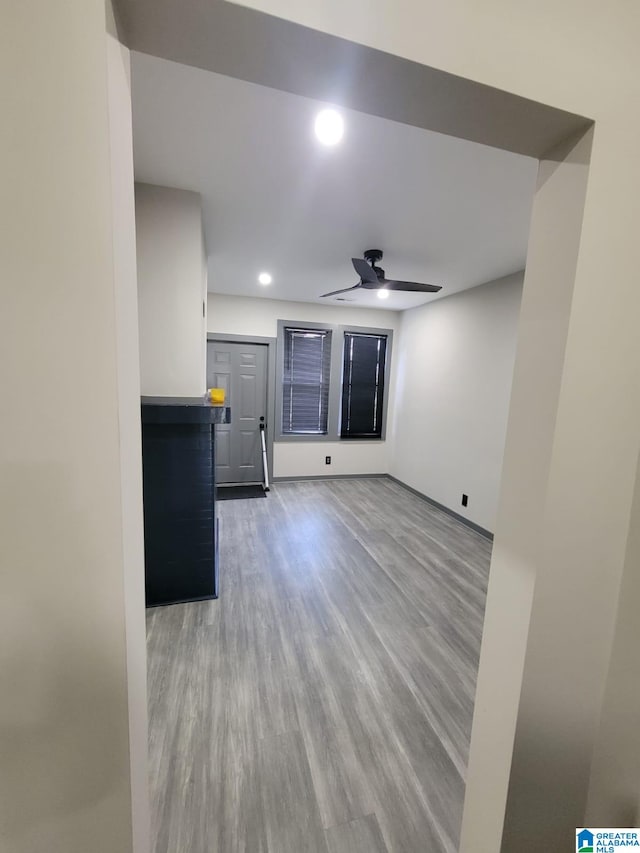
[146,478,492,853]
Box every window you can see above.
[276,320,392,441]
[340,332,387,438]
[281,326,332,434]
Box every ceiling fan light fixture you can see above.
[319,250,442,298]
[314,109,344,146]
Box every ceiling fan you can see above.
[320,249,442,298]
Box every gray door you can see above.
[207,341,268,484]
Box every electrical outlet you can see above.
[325,456,331,465]
[461,494,468,507]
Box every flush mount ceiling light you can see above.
[258,272,272,285]
[377,288,390,300]
[314,109,344,146]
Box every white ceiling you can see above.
[131,51,538,311]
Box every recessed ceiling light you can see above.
[377,288,389,300]
[258,272,272,285]
[314,109,344,146]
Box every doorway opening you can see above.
[118,3,594,851]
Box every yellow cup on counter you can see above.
[208,387,226,405]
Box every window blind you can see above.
[282,327,332,434]
[341,332,387,438]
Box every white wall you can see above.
[391,272,523,532]
[136,183,207,397]
[586,444,640,826]
[208,292,399,477]
[1,2,144,850]
[274,441,390,478]
[106,7,150,851]
[207,291,399,338]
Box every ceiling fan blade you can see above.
[381,279,442,293]
[320,283,363,298]
[352,257,379,284]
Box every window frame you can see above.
[340,330,389,440]
[280,324,334,437]
[275,319,393,442]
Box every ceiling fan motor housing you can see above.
[364,248,384,265]
[363,249,385,280]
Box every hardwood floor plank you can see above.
[147,478,491,852]
[285,632,379,830]
[325,814,389,853]
[258,730,329,853]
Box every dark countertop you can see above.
[141,396,230,425]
